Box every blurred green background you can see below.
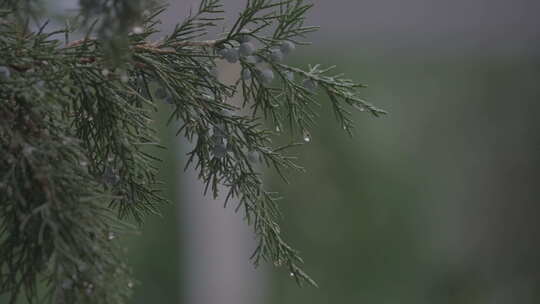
[110,0,540,302]
[125,50,540,304]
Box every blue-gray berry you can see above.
[212,142,228,158]
[0,66,11,80]
[280,41,295,54]
[269,49,283,62]
[239,42,255,57]
[259,69,274,85]
[217,48,229,58]
[285,71,294,81]
[241,69,252,80]
[303,78,318,92]
[237,29,252,43]
[224,48,239,63]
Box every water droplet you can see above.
[289,272,295,277]
[303,131,311,143]
[353,104,366,112]
[128,281,134,288]
[108,232,115,240]
[101,69,110,77]
[132,26,144,34]
[275,125,281,132]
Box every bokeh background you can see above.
[6,1,540,303]
[137,1,540,303]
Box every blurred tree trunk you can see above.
[177,62,267,304]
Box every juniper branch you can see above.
[0,1,386,302]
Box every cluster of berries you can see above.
[217,31,304,86]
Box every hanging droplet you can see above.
[353,104,366,112]
[303,130,311,143]
[108,232,115,240]
[275,125,281,132]
[132,26,144,34]
[128,281,134,288]
[289,272,295,277]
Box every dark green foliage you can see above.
[0,0,385,302]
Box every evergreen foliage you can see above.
[0,0,386,302]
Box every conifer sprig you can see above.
[0,0,385,302]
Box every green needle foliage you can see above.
[0,0,386,302]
